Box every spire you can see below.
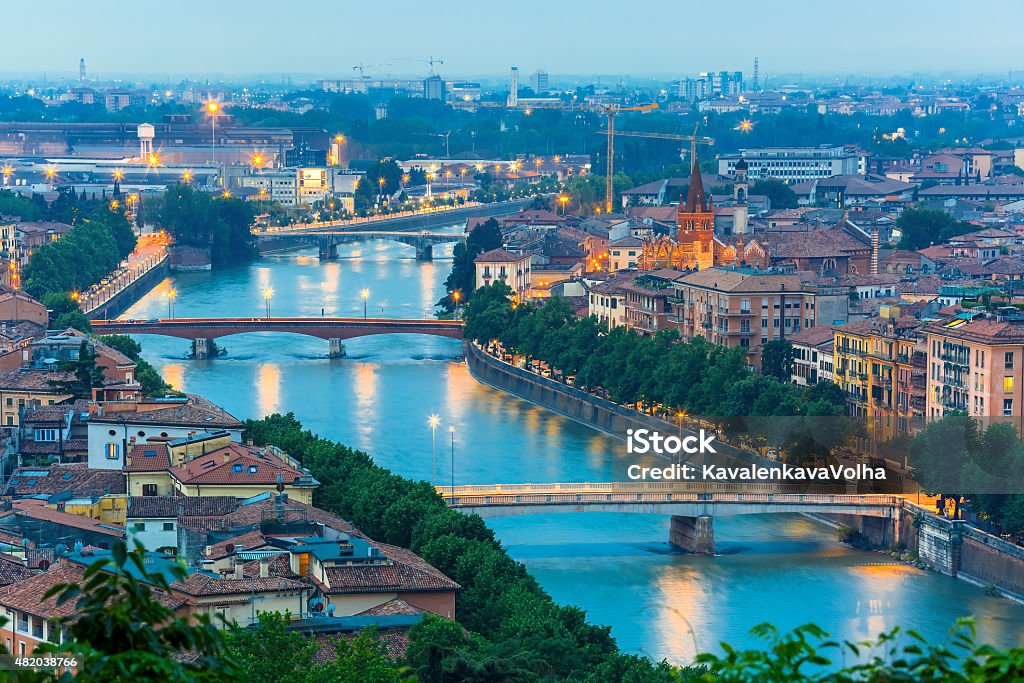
[683,154,709,213]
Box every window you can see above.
[4,398,10,406]
[1005,399,1014,417]
[1006,352,1014,370]
[142,484,157,496]
[105,442,120,460]
[133,522,146,531]
[163,522,174,531]
[1005,376,1014,393]
[34,428,57,442]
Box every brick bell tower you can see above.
[677,148,716,270]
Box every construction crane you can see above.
[352,62,382,79]
[595,125,716,166]
[595,103,658,213]
[412,131,452,158]
[390,56,445,76]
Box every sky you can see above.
[7,1,1024,81]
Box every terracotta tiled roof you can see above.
[124,443,171,472]
[474,248,527,263]
[786,325,835,347]
[170,442,314,487]
[3,463,126,497]
[190,497,357,536]
[311,629,412,663]
[319,541,459,595]
[90,397,243,430]
[127,496,240,519]
[356,597,423,616]
[0,369,74,392]
[171,571,306,597]
[7,499,125,537]
[0,554,37,586]
[205,529,269,561]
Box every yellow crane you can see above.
[596,103,658,213]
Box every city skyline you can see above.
[5,0,1024,80]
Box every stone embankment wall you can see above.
[86,258,170,321]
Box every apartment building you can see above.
[788,326,835,386]
[621,270,681,336]
[474,249,532,300]
[718,146,860,182]
[833,306,926,441]
[923,311,1024,431]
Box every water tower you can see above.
[137,123,155,160]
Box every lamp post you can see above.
[558,194,569,215]
[207,101,220,181]
[428,414,440,486]
[452,291,461,320]
[361,288,369,319]
[263,287,273,318]
[449,426,456,504]
[166,288,176,319]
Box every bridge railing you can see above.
[437,481,849,496]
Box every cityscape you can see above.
[2,2,1024,680]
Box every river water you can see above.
[119,234,1024,664]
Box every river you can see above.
[118,233,1024,665]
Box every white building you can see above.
[718,146,861,183]
[474,248,531,299]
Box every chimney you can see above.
[245,438,254,446]
[870,227,879,276]
[233,562,244,580]
[259,558,269,578]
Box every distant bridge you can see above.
[437,482,904,554]
[257,229,464,261]
[93,317,463,358]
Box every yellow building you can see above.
[833,305,926,443]
[49,495,128,525]
[0,369,72,427]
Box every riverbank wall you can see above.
[86,256,170,321]
[464,340,1024,600]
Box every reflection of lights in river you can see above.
[257,363,281,416]
[352,363,379,448]
[161,364,185,391]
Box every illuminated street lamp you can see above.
[44,167,56,189]
[737,119,753,133]
[452,290,461,320]
[360,288,369,319]
[263,287,274,318]
[147,153,160,167]
[206,100,220,170]
[558,194,569,215]
[2,165,13,186]
[449,426,456,503]
[166,288,176,319]
[251,153,264,172]
[428,414,440,485]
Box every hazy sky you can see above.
[7,1,1024,80]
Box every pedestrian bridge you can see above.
[437,482,905,554]
[93,317,463,358]
[257,229,463,260]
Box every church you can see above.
[638,153,742,271]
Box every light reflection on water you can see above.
[118,237,1024,664]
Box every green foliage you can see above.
[760,340,795,382]
[0,188,44,222]
[225,611,407,682]
[896,207,974,251]
[99,334,178,396]
[353,159,404,212]
[157,184,256,267]
[695,619,1024,682]
[29,540,236,682]
[48,340,107,399]
[438,218,502,312]
[243,413,680,681]
[22,205,137,300]
[751,179,798,209]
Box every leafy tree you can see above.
[158,184,256,267]
[438,218,502,312]
[29,540,237,681]
[751,178,798,209]
[49,340,107,399]
[761,340,795,382]
[897,207,974,250]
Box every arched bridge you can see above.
[437,482,905,555]
[93,317,463,358]
[258,229,463,261]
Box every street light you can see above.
[206,100,220,171]
[558,194,569,215]
[361,288,369,319]
[449,426,456,504]
[428,414,440,485]
[263,287,274,318]
[166,288,176,319]
[452,290,461,320]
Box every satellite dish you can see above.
[224,543,234,555]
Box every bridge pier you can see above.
[193,338,210,360]
[319,240,339,260]
[669,515,715,555]
[415,242,433,261]
[328,338,347,359]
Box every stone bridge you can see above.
[257,230,463,260]
[93,317,463,359]
[437,482,904,555]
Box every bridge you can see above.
[436,482,905,555]
[257,229,463,261]
[93,317,463,358]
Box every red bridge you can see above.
[92,317,463,358]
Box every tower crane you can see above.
[594,103,658,213]
[390,56,445,76]
[352,63,382,79]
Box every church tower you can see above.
[677,152,716,269]
[733,157,749,235]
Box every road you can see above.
[79,233,169,314]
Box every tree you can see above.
[752,178,798,209]
[438,218,502,312]
[897,207,973,251]
[909,414,978,517]
[31,540,237,681]
[49,340,107,399]
[761,340,795,382]
[100,334,178,396]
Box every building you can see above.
[0,370,73,427]
[608,236,643,272]
[718,146,860,183]
[788,325,835,386]
[86,397,244,470]
[923,311,1024,430]
[622,269,683,336]
[474,249,531,299]
[0,289,47,326]
[833,306,926,442]
[669,267,848,367]
[587,277,629,329]
[423,75,446,102]
[791,175,915,209]
[533,70,549,94]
